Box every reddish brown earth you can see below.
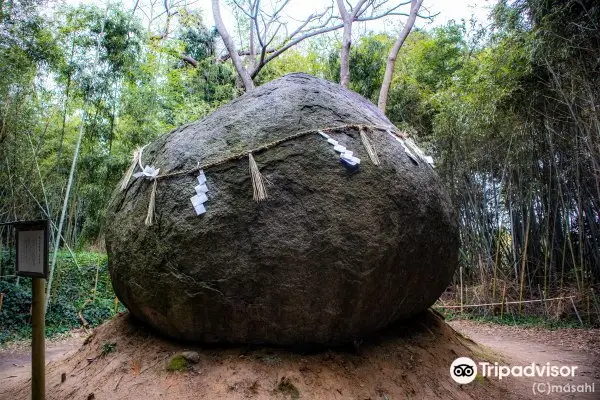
[1,313,598,399]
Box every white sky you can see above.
[206,0,494,30]
[62,0,494,31]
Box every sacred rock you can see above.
[105,73,459,344]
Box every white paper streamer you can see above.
[317,129,360,170]
[387,130,421,165]
[341,153,361,165]
[197,171,207,185]
[194,203,206,215]
[133,165,160,179]
[192,170,209,215]
[195,184,208,194]
[191,193,208,207]
[318,130,331,140]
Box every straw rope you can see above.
[360,127,380,165]
[125,123,416,225]
[149,123,404,181]
[249,153,268,202]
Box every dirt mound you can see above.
[1,311,526,400]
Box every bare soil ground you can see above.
[1,313,598,399]
[449,319,600,399]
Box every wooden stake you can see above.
[32,277,45,400]
[500,284,507,319]
[570,296,584,327]
[459,266,464,315]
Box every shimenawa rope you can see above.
[124,123,426,225]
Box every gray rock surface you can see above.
[105,73,459,344]
[180,351,200,364]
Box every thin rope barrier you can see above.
[433,296,575,309]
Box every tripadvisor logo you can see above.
[450,357,478,384]
[450,357,579,384]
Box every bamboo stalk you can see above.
[591,288,600,322]
[45,7,109,313]
[539,284,548,317]
[492,223,503,300]
[518,215,531,315]
[92,254,100,301]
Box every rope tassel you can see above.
[120,148,141,191]
[360,128,380,165]
[249,153,268,202]
[145,179,157,226]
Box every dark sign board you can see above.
[14,220,49,279]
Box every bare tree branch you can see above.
[212,0,255,91]
[336,0,432,88]
[211,0,339,86]
[131,0,141,16]
[181,53,199,67]
[355,12,409,22]
[378,0,423,112]
[251,22,344,78]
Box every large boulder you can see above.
[105,73,459,344]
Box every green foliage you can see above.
[347,34,392,102]
[101,341,116,356]
[385,23,469,133]
[275,377,300,399]
[0,1,237,246]
[0,280,33,341]
[441,310,591,330]
[0,251,123,344]
[166,355,189,372]
[254,47,331,85]
[325,33,392,102]
[179,11,218,61]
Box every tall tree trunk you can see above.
[336,0,352,88]
[248,8,256,72]
[339,22,352,88]
[212,0,255,91]
[378,0,422,113]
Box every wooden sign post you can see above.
[14,220,49,400]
